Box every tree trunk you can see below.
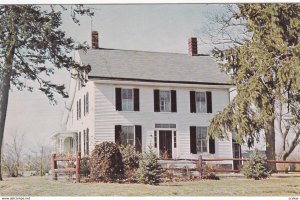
[0,66,13,181]
[0,29,16,180]
[265,118,277,172]
[282,131,300,161]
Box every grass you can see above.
[0,176,300,196]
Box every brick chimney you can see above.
[188,37,198,56]
[91,31,99,49]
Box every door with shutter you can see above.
[159,130,172,159]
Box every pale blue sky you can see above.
[4,4,228,152]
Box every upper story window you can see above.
[84,92,89,116]
[160,91,171,112]
[86,92,89,114]
[78,99,81,119]
[122,89,133,111]
[115,88,139,111]
[190,91,212,113]
[154,89,177,112]
[196,92,206,113]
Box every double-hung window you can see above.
[196,127,208,153]
[195,92,206,113]
[122,89,134,111]
[116,88,139,111]
[160,91,171,112]
[120,126,134,146]
[190,91,212,113]
[154,89,176,112]
[115,125,142,152]
[190,126,215,154]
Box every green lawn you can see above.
[0,176,299,196]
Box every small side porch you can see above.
[51,131,77,155]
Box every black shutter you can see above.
[134,88,140,111]
[171,90,177,112]
[154,89,160,112]
[135,125,142,152]
[76,101,79,120]
[209,137,215,154]
[190,126,197,154]
[206,91,212,113]
[190,91,196,113]
[115,125,122,144]
[79,99,81,119]
[115,88,122,111]
[83,94,86,116]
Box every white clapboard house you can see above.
[52,32,240,168]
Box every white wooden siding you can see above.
[66,79,95,154]
[92,82,232,163]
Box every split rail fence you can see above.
[51,152,300,182]
[51,152,81,182]
[163,156,300,179]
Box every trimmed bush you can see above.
[136,146,163,185]
[89,142,124,182]
[242,149,271,180]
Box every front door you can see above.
[232,141,242,170]
[159,130,172,159]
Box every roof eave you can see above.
[88,75,234,87]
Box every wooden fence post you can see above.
[51,153,57,180]
[76,152,81,183]
[198,155,203,180]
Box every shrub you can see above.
[80,158,90,176]
[89,142,124,182]
[202,164,220,180]
[242,149,271,180]
[136,146,163,185]
[119,145,141,170]
[119,145,141,182]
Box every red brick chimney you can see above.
[188,37,198,56]
[91,31,99,49]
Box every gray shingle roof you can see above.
[78,48,230,85]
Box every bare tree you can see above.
[2,133,24,177]
[24,145,52,176]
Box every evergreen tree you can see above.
[136,146,163,185]
[0,5,93,180]
[242,149,271,180]
[208,4,300,170]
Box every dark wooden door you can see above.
[159,130,172,159]
[232,142,242,170]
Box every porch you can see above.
[51,131,77,155]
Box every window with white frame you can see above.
[160,91,171,112]
[122,89,134,111]
[120,126,134,146]
[195,92,206,113]
[196,127,208,153]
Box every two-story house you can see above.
[52,31,237,167]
